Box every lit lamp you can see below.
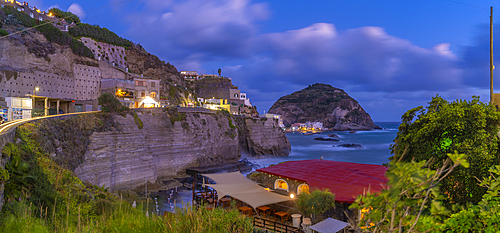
[34,87,39,96]
[290,193,295,199]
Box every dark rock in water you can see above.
[314,137,340,142]
[334,143,363,148]
[328,133,340,138]
[349,131,357,134]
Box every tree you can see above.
[48,8,80,23]
[351,152,469,232]
[296,189,336,223]
[97,93,129,113]
[390,95,500,205]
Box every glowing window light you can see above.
[141,96,158,108]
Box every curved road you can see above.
[0,111,100,135]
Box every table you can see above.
[205,198,215,204]
[219,197,231,207]
[256,206,271,218]
[238,206,253,215]
[274,211,289,223]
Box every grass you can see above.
[0,200,253,233]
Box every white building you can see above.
[239,93,252,107]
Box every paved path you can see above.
[0,111,100,135]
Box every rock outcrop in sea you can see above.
[268,83,381,131]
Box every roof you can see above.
[256,159,388,203]
[202,172,291,209]
[309,218,349,233]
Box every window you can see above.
[151,82,155,88]
[150,92,157,98]
[135,81,146,87]
[141,92,145,97]
[234,93,239,98]
[297,184,309,195]
[274,179,288,192]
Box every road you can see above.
[0,111,100,135]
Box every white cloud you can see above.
[68,3,85,19]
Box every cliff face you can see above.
[73,108,289,191]
[237,117,290,156]
[125,45,184,93]
[269,83,380,130]
[190,77,238,99]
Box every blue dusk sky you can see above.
[24,0,500,121]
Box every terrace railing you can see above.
[253,217,300,233]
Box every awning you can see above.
[202,172,291,210]
[309,218,349,233]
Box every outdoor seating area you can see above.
[191,171,303,232]
[189,171,350,233]
[194,189,300,232]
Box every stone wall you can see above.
[80,37,128,68]
[260,173,308,197]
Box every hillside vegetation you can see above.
[0,6,93,58]
[69,23,133,48]
[0,113,252,232]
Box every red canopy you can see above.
[256,159,388,203]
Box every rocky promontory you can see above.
[268,83,380,131]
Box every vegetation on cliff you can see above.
[1,6,93,58]
[268,83,380,130]
[69,23,133,48]
[0,114,253,232]
[48,8,80,24]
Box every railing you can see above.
[253,217,300,233]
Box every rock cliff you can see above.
[237,117,290,156]
[72,108,290,191]
[190,77,238,99]
[268,83,380,130]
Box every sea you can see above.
[246,122,400,168]
[155,122,401,213]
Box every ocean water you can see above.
[157,122,400,213]
[246,122,401,169]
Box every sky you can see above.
[24,0,500,121]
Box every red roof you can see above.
[256,159,388,203]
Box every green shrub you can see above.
[48,8,80,23]
[69,23,133,48]
[1,7,92,58]
[390,95,500,205]
[131,112,143,129]
[98,93,129,113]
[0,29,8,36]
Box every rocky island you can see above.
[268,83,381,131]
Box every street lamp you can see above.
[34,87,39,96]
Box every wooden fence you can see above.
[253,217,300,233]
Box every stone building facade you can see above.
[73,64,101,101]
[80,37,128,69]
[133,75,160,108]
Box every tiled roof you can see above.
[256,159,388,203]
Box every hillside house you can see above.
[260,113,285,128]
[133,74,160,108]
[180,71,199,80]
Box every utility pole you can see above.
[491,6,494,103]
